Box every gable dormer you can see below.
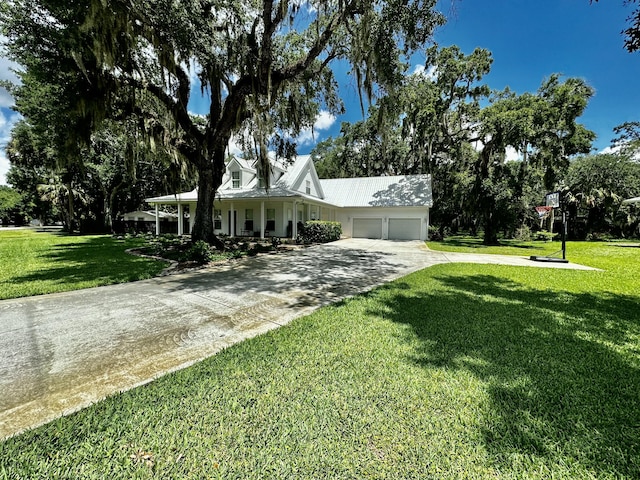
[289,155,325,199]
[225,156,256,189]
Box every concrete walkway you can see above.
[0,239,597,439]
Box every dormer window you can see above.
[306,180,311,194]
[258,176,265,188]
[232,171,241,189]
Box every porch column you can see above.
[177,203,184,235]
[307,203,311,222]
[190,203,197,234]
[425,208,430,241]
[230,202,235,237]
[260,201,265,239]
[154,204,160,236]
[283,204,289,238]
[292,201,298,239]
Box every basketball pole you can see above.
[531,191,568,264]
[559,192,567,260]
[562,210,567,260]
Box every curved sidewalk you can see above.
[0,239,597,439]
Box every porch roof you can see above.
[146,187,338,207]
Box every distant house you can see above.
[121,210,179,234]
[146,155,433,240]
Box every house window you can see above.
[267,208,276,221]
[243,209,254,234]
[258,170,269,188]
[266,208,276,232]
[306,180,311,194]
[232,171,241,189]
[214,209,222,230]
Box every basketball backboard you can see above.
[546,192,560,208]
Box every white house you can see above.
[145,155,433,240]
[122,210,179,222]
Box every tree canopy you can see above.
[1,0,446,243]
[593,0,640,52]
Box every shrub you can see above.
[182,240,214,264]
[297,221,342,244]
[534,230,557,242]
[586,232,615,242]
[514,225,532,241]
[428,225,450,241]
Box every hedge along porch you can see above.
[146,155,433,241]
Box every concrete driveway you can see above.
[0,239,596,439]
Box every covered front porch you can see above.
[147,192,339,240]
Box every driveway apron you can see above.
[0,239,596,439]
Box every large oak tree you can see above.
[1,0,446,244]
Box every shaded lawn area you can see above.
[1,241,639,478]
[0,229,168,300]
[428,234,564,256]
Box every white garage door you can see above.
[388,218,422,240]
[352,218,383,239]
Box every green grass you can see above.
[427,235,568,256]
[0,229,168,300]
[1,239,639,478]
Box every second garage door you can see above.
[352,218,382,239]
[388,218,422,240]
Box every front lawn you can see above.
[1,240,639,478]
[0,229,168,300]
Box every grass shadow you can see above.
[367,274,640,476]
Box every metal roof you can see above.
[319,175,432,208]
[146,157,432,209]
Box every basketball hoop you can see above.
[535,206,553,218]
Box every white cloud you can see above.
[296,110,336,146]
[0,37,22,108]
[505,146,522,161]
[599,143,640,160]
[313,111,336,130]
[411,64,437,80]
[227,135,244,156]
[471,138,524,161]
[0,108,21,186]
[0,151,10,186]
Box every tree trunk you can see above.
[191,148,226,249]
[105,181,125,233]
[66,182,76,233]
[483,210,499,245]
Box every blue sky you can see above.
[300,0,640,155]
[1,0,639,184]
[432,0,640,152]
